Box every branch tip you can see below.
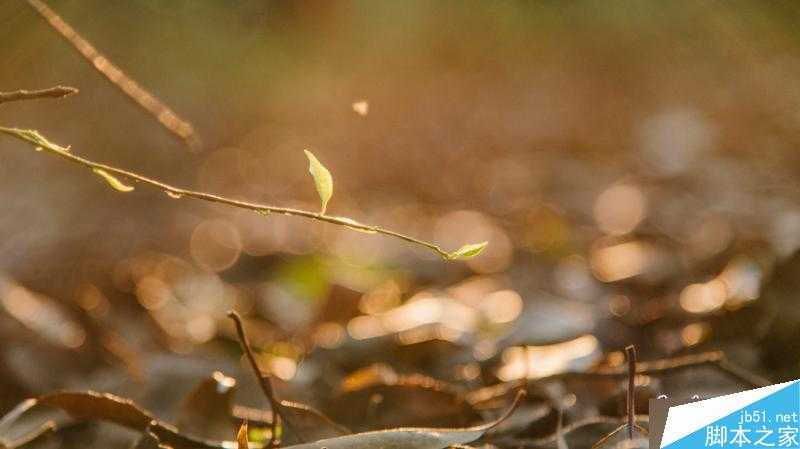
[0,86,79,104]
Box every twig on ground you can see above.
[590,423,648,449]
[625,345,636,440]
[227,311,282,449]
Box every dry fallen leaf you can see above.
[327,364,481,431]
[282,390,524,449]
[32,391,228,449]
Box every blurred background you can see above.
[3,1,800,447]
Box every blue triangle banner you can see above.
[657,381,800,448]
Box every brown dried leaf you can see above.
[283,390,524,449]
[34,391,228,449]
[328,364,481,431]
[40,391,152,430]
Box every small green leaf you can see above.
[446,241,488,260]
[92,168,134,192]
[304,150,333,214]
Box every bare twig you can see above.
[624,345,636,440]
[591,423,648,449]
[227,311,281,449]
[0,86,77,104]
[25,0,201,150]
[0,126,462,259]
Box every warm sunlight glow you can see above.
[593,183,647,235]
[496,335,600,380]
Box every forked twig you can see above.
[0,126,466,259]
[590,423,648,449]
[227,311,282,449]
[25,0,201,150]
[588,346,642,448]
[0,86,77,104]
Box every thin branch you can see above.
[624,345,636,440]
[25,0,201,150]
[0,86,78,104]
[0,126,457,259]
[590,423,648,449]
[227,311,281,449]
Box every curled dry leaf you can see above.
[327,364,481,431]
[11,391,231,449]
[281,390,525,449]
[1,389,523,449]
[40,391,152,429]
